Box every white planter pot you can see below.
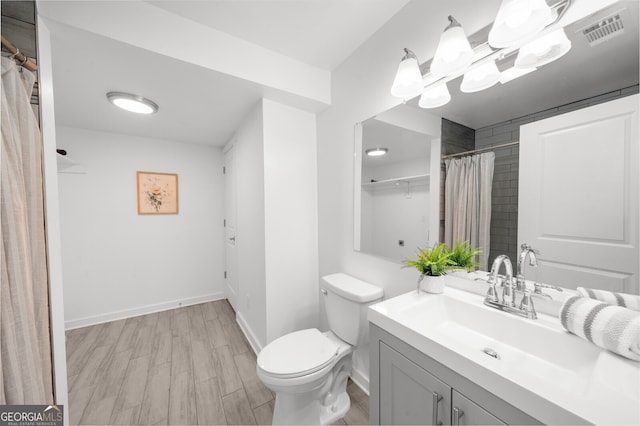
[418,274,445,294]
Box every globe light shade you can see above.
[515,28,572,69]
[461,60,501,93]
[391,49,424,99]
[431,17,475,77]
[419,83,451,108]
[488,0,553,48]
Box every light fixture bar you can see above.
[403,0,571,102]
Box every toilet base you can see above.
[271,385,350,425]
[270,342,352,425]
[319,391,350,425]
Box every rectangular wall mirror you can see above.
[354,103,441,261]
[354,1,639,294]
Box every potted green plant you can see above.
[405,243,455,293]
[448,240,483,273]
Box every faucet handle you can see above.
[475,277,500,303]
[520,243,540,254]
[485,283,500,303]
[533,282,563,293]
[518,289,537,319]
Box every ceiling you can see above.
[147,0,411,70]
[43,0,639,148]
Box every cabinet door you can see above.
[380,342,451,425]
[452,390,506,426]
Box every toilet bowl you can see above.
[256,273,383,425]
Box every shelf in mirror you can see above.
[362,173,429,190]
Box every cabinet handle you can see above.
[453,407,464,426]
[432,392,442,425]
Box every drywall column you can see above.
[233,99,318,351]
[263,99,318,343]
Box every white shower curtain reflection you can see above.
[444,152,494,269]
[1,57,53,403]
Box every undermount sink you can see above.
[368,285,640,425]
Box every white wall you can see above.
[317,0,500,390]
[233,103,268,347]
[263,99,319,343]
[363,184,429,259]
[232,99,319,351]
[57,126,225,328]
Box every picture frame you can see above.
[137,171,179,214]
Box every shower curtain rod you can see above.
[1,35,38,72]
[441,141,519,160]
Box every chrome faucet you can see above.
[482,254,538,319]
[516,243,538,291]
[489,255,515,306]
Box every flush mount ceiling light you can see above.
[488,0,553,48]
[365,147,389,157]
[106,92,159,114]
[431,16,475,78]
[515,28,572,68]
[419,83,451,109]
[390,48,424,99]
[461,60,501,93]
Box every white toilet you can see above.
[256,273,383,425]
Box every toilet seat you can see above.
[257,328,339,379]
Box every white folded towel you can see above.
[559,296,640,361]
[576,287,640,312]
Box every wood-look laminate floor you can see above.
[65,299,370,425]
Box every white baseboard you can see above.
[350,366,370,396]
[236,311,263,355]
[65,292,226,330]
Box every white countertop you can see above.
[368,286,640,425]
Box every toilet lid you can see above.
[257,329,339,378]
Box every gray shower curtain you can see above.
[1,57,54,403]
[444,152,494,269]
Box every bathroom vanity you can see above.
[368,285,640,425]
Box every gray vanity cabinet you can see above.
[451,390,507,426]
[380,342,451,425]
[370,324,539,426]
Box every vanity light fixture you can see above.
[461,60,501,93]
[390,48,424,99]
[488,0,553,48]
[419,83,451,109]
[430,16,475,78]
[106,92,159,114]
[365,147,389,157]
[390,0,571,108]
[514,28,572,68]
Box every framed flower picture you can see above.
[137,171,179,214]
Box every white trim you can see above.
[65,292,225,330]
[350,366,370,396]
[236,311,263,355]
[36,15,69,414]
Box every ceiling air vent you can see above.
[581,12,625,46]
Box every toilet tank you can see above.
[321,273,384,345]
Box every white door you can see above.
[224,144,239,309]
[518,95,639,293]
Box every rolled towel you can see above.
[576,287,640,312]
[559,296,640,361]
